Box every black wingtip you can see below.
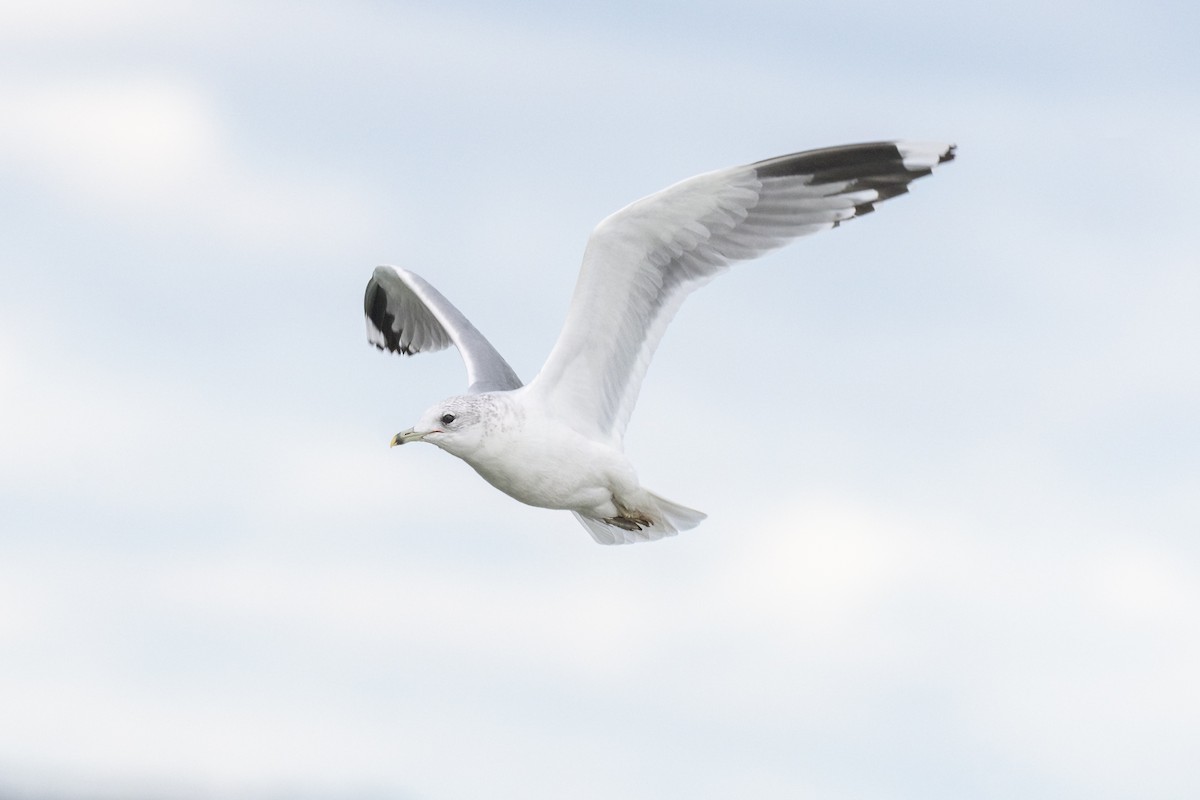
[753,142,904,180]
[364,275,405,353]
[364,275,381,317]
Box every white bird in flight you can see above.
[365,141,955,544]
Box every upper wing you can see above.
[525,141,955,442]
[364,265,523,393]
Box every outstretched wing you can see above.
[525,141,955,442]
[364,265,523,393]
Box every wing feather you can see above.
[364,265,523,393]
[526,141,955,442]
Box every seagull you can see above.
[365,141,955,544]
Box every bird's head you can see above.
[390,395,494,458]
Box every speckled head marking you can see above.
[390,393,512,459]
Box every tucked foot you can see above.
[603,510,655,531]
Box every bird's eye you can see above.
[440,413,456,426]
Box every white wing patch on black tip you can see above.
[897,141,957,171]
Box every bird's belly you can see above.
[465,429,631,515]
[474,463,605,510]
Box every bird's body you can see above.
[392,387,702,543]
[433,390,621,514]
[366,141,955,544]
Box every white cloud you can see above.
[1,78,219,200]
[1086,546,1200,625]
[0,0,153,43]
[0,76,381,255]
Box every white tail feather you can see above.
[571,492,706,546]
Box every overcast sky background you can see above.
[2,1,1198,798]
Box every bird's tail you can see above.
[651,490,707,532]
[572,491,706,546]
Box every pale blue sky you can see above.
[1,1,1198,798]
